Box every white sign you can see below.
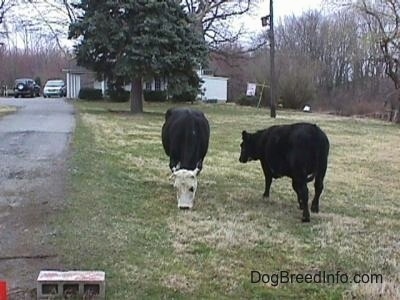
[246,83,257,96]
[303,105,311,112]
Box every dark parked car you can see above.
[14,78,36,98]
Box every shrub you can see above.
[170,90,197,103]
[109,88,130,102]
[34,76,42,87]
[278,55,317,109]
[236,95,258,106]
[78,88,103,101]
[167,71,202,103]
[143,90,167,102]
[279,76,316,109]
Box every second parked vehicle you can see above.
[14,78,36,98]
[43,80,67,98]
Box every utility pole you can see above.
[261,0,277,118]
[269,0,276,118]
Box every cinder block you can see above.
[37,270,105,299]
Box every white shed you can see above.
[199,75,228,103]
[62,68,93,99]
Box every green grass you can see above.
[55,101,400,299]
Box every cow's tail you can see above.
[306,174,315,182]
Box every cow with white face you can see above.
[162,108,210,209]
[170,167,200,209]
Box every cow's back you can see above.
[162,108,210,170]
[262,123,329,178]
[287,123,329,156]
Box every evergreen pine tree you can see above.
[69,0,208,113]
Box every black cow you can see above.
[161,108,210,209]
[162,107,210,172]
[239,123,329,222]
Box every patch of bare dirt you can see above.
[0,99,74,300]
[0,146,70,299]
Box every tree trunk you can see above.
[130,78,143,114]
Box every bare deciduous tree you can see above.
[0,0,16,40]
[326,0,400,121]
[0,0,11,25]
[354,0,400,122]
[355,0,400,86]
[181,0,266,53]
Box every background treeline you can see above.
[0,3,398,119]
[211,10,395,117]
[0,35,71,89]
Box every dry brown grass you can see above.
[0,105,16,116]
[344,279,400,300]
[61,101,400,299]
[162,274,196,293]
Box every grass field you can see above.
[55,101,400,299]
[0,105,16,116]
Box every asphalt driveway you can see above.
[0,97,75,299]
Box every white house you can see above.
[93,69,228,103]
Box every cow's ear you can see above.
[242,130,248,140]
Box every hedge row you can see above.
[144,90,167,102]
[78,88,103,101]
[78,88,198,103]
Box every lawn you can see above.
[55,101,400,299]
[0,105,17,117]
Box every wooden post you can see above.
[269,0,276,118]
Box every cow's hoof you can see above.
[179,206,191,210]
[302,217,310,223]
[311,206,319,213]
[263,195,269,201]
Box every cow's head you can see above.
[239,130,255,163]
[170,168,200,209]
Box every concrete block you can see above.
[37,270,105,299]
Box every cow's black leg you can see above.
[311,158,327,213]
[292,181,303,209]
[260,160,272,199]
[311,177,323,213]
[292,179,310,222]
[263,175,272,199]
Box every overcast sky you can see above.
[236,0,324,44]
[263,0,323,19]
[4,1,324,49]
[239,0,323,30]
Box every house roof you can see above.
[200,74,229,81]
[62,68,94,75]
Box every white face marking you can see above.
[171,169,199,209]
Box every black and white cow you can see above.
[239,123,330,222]
[162,108,210,209]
